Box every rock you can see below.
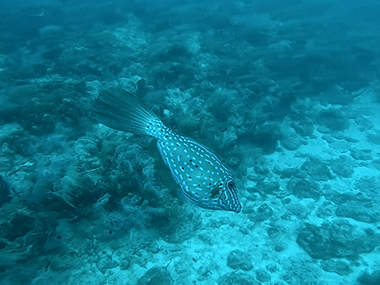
[366,131,380,145]
[297,219,380,260]
[301,158,333,181]
[247,124,282,154]
[255,269,271,282]
[316,201,335,218]
[358,270,380,285]
[350,148,372,160]
[256,181,280,195]
[372,159,380,171]
[137,267,172,285]
[291,119,314,136]
[96,257,119,274]
[329,139,351,152]
[0,175,11,207]
[227,250,253,271]
[274,244,286,252]
[330,156,355,178]
[276,167,301,179]
[287,177,321,199]
[285,202,310,219]
[248,203,274,222]
[322,134,335,143]
[318,109,349,131]
[218,272,258,285]
[321,260,352,276]
[281,129,303,151]
[355,176,380,201]
[336,201,380,223]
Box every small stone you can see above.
[255,269,271,282]
[248,203,274,222]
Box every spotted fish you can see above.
[94,88,241,213]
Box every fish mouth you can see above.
[224,202,241,213]
[232,204,242,213]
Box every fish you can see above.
[94,88,241,213]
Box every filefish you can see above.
[94,88,241,213]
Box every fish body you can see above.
[95,89,241,213]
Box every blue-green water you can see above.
[0,0,379,284]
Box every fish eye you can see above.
[227,181,235,189]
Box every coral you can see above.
[30,153,80,207]
[239,123,282,154]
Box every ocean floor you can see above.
[0,1,379,285]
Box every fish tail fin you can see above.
[94,88,160,136]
